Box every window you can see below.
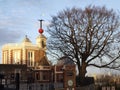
[13,50,21,64]
[36,72,40,80]
[43,72,48,80]
[3,51,8,64]
[27,51,34,67]
[41,40,45,48]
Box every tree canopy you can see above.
[47,5,120,77]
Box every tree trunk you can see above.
[77,61,87,86]
[78,61,87,78]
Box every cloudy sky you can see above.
[0,0,120,74]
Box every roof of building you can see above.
[37,34,46,39]
[57,56,75,66]
[22,35,31,43]
[38,56,50,66]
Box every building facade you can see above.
[2,34,49,67]
[1,21,76,90]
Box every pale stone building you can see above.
[2,27,49,67]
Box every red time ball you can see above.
[38,28,44,34]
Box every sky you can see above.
[0,0,120,75]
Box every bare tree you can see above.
[47,5,120,78]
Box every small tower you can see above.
[36,20,47,50]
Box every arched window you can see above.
[41,40,45,48]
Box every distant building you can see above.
[57,56,75,66]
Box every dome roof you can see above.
[57,56,75,65]
[22,35,31,43]
[37,34,46,39]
